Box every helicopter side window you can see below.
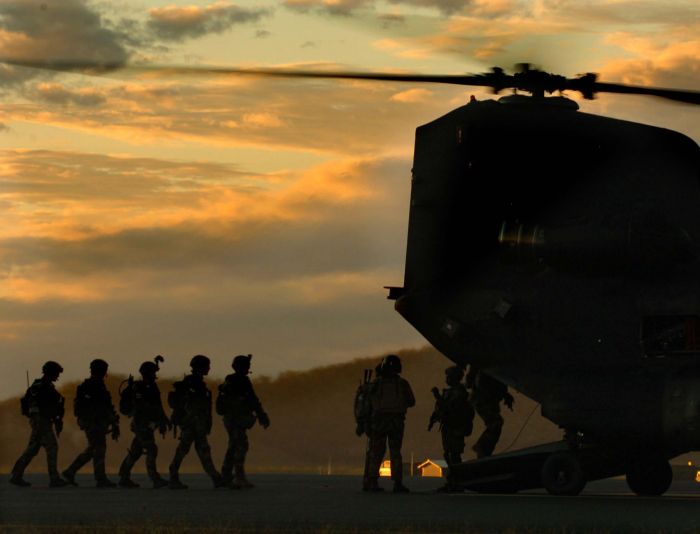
[641,315,700,357]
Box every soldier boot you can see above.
[232,463,254,489]
[118,477,140,489]
[9,476,31,487]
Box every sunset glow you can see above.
[0,0,698,399]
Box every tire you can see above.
[541,451,586,496]
[626,457,672,496]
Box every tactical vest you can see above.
[372,377,409,415]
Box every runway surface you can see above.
[2,474,700,532]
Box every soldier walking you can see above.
[62,359,120,487]
[428,366,474,490]
[117,357,170,489]
[10,361,68,487]
[365,355,415,493]
[168,355,224,489]
[466,365,514,458]
[216,354,270,488]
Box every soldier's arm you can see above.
[503,390,515,410]
[252,386,271,428]
[465,366,477,388]
[403,379,416,408]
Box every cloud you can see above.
[0,150,410,283]
[35,83,107,107]
[598,33,700,89]
[386,0,474,15]
[284,0,473,15]
[0,147,423,396]
[243,112,286,128]
[377,13,406,27]
[0,0,129,65]
[283,0,371,16]
[390,88,433,102]
[2,74,462,156]
[147,1,270,42]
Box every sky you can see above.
[0,0,698,399]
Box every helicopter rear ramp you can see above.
[450,441,626,495]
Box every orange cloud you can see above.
[390,88,433,103]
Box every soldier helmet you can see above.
[89,358,109,374]
[190,354,211,370]
[139,361,158,376]
[42,361,64,375]
[382,354,402,374]
[232,354,252,372]
[445,366,464,380]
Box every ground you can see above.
[1,474,700,533]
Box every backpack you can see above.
[20,387,31,417]
[119,377,135,416]
[372,378,408,415]
[168,380,186,423]
[215,383,229,416]
[73,383,88,420]
[216,380,256,427]
[353,383,372,424]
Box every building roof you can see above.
[417,459,448,469]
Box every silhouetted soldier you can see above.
[216,354,270,488]
[168,355,224,489]
[62,358,120,487]
[366,354,415,493]
[428,366,474,490]
[10,361,68,487]
[466,365,514,458]
[117,358,170,489]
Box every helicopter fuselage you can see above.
[394,95,700,458]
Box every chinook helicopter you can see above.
[5,58,700,496]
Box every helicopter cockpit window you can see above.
[641,315,700,357]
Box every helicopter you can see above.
[5,58,700,496]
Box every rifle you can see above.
[54,396,65,436]
[428,386,443,431]
[359,368,373,488]
[355,369,373,437]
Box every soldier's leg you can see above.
[141,430,162,482]
[361,437,372,490]
[232,426,252,488]
[168,427,194,489]
[387,418,405,484]
[64,428,96,477]
[193,431,222,485]
[221,420,236,483]
[443,433,465,490]
[169,427,194,476]
[39,423,61,481]
[473,402,503,458]
[367,431,387,483]
[119,434,144,481]
[11,419,44,481]
[90,429,109,482]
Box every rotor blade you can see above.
[1,58,502,87]
[594,81,700,105]
[4,58,699,105]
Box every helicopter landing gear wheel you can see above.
[625,457,672,496]
[541,451,586,496]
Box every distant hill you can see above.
[0,347,562,475]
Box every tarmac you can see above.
[2,473,700,532]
